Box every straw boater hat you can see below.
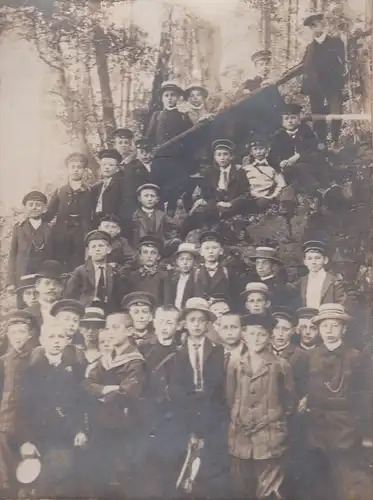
[174,242,199,258]
[184,84,209,99]
[241,282,271,298]
[303,12,324,27]
[250,247,283,264]
[80,307,106,327]
[14,274,38,294]
[179,297,216,322]
[311,304,351,325]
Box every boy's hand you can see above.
[102,385,120,396]
[287,153,300,166]
[298,396,308,414]
[74,432,87,447]
[20,442,39,458]
[217,201,232,208]
[280,160,289,169]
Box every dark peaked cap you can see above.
[22,191,47,206]
[98,149,122,163]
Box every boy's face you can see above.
[251,145,267,161]
[139,188,159,209]
[88,239,111,263]
[114,137,132,156]
[318,319,346,345]
[200,240,222,263]
[162,90,178,108]
[185,310,208,339]
[214,148,232,168]
[106,313,131,346]
[24,200,45,219]
[21,287,37,308]
[304,251,328,273]
[255,58,271,77]
[41,326,69,355]
[129,305,152,331]
[80,324,100,347]
[282,114,301,131]
[176,252,195,274]
[297,318,319,347]
[100,157,118,178]
[218,314,241,346]
[7,323,31,351]
[56,310,80,339]
[242,325,270,353]
[99,221,121,239]
[272,317,294,349]
[154,309,179,343]
[36,278,62,303]
[67,160,85,181]
[309,20,324,38]
[245,292,270,314]
[255,258,274,278]
[137,147,152,164]
[98,330,114,354]
[210,301,230,319]
[188,89,204,107]
[139,245,160,267]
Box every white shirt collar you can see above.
[69,180,83,190]
[315,33,327,44]
[187,336,205,348]
[29,218,42,230]
[300,342,316,350]
[324,339,342,351]
[261,274,275,281]
[45,351,63,367]
[308,268,326,279]
[164,105,177,111]
[141,207,155,216]
[272,341,291,353]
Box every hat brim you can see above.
[250,255,283,264]
[241,289,272,298]
[80,318,106,326]
[180,307,216,323]
[312,313,351,324]
[160,85,183,96]
[185,86,208,99]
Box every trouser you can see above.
[34,446,77,498]
[230,455,285,499]
[303,447,373,500]
[0,432,18,495]
[309,89,343,143]
[282,155,331,197]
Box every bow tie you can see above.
[139,265,158,277]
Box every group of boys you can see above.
[1,10,370,500]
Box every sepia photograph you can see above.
[0,0,372,499]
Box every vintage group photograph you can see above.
[0,0,372,499]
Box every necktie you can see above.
[193,343,203,391]
[224,351,231,372]
[96,266,106,303]
[223,170,228,190]
[96,179,109,213]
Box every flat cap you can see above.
[22,191,47,206]
[98,149,122,163]
[251,49,272,63]
[135,138,151,150]
[136,183,161,195]
[64,152,88,167]
[112,128,134,139]
[199,231,223,246]
[297,307,319,320]
[84,230,112,246]
[272,306,298,326]
[4,310,38,330]
[100,213,122,226]
[139,235,162,250]
[302,240,328,255]
[160,80,184,96]
[121,291,157,310]
[241,313,276,330]
[50,299,85,318]
[282,103,302,115]
[184,84,208,99]
[303,13,324,27]
[212,139,235,152]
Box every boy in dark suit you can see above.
[168,297,229,498]
[20,322,87,498]
[297,240,346,308]
[132,138,154,187]
[194,231,238,304]
[229,314,295,500]
[98,213,136,273]
[26,260,65,330]
[91,149,133,232]
[164,242,198,310]
[132,183,176,248]
[44,153,92,272]
[83,315,145,497]
[64,230,127,313]
[201,139,250,220]
[268,103,333,205]
[296,307,320,351]
[121,291,157,358]
[301,304,372,500]
[0,311,37,497]
[7,191,52,291]
[282,13,345,149]
[128,236,166,303]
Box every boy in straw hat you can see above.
[14,274,38,310]
[0,311,38,497]
[168,297,229,497]
[164,242,199,310]
[300,304,372,500]
[241,282,272,316]
[229,313,295,500]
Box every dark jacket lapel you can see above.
[84,260,96,288]
[321,272,333,301]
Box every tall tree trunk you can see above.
[88,0,116,142]
[263,0,272,51]
[309,0,318,12]
[286,0,292,63]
